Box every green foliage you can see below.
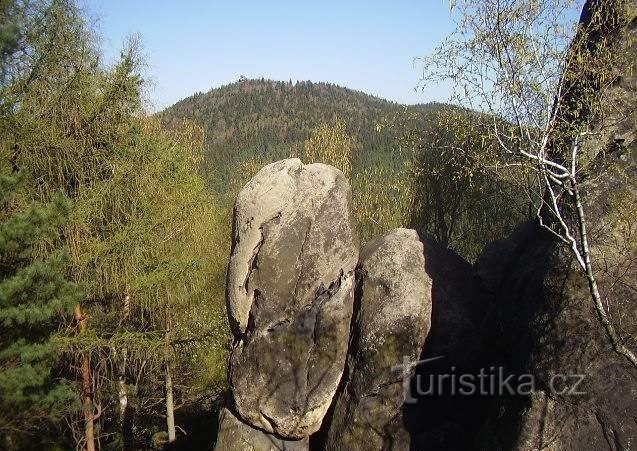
[406,107,531,261]
[161,78,428,193]
[352,163,414,244]
[162,79,450,249]
[0,0,554,447]
[0,0,230,447]
[0,0,20,72]
[163,78,529,259]
[0,172,81,440]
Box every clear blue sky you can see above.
[79,1,455,111]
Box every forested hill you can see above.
[160,78,439,190]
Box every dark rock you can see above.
[324,228,432,451]
[469,0,637,447]
[402,236,493,450]
[474,218,637,451]
[226,159,358,438]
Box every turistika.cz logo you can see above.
[391,356,586,402]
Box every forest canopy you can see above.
[1,0,229,449]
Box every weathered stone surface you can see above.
[226,158,358,438]
[324,228,432,451]
[213,408,309,451]
[474,219,637,451]
[400,236,493,450]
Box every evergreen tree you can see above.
[1,1,230,448]
[0,173,81,447]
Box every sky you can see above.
[79,1,456,111]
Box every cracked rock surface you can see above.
[226,159,359,438]
[214,407,309,451]
[324,228,432,451]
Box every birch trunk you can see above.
[118,295,131,424]
[165,362,176,444]
[165,308,176,445]
[117,349,128,423]
[572,185,637,367]
[74,304,96,451]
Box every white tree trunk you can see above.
[164,305,176,445]
[118,295,131,426]
[572,185,637,368]
[118,349,128,421]
[165,362,176,444]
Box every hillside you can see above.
[161,79,438,191]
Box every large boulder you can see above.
[214,408,309,451]
[226,159,359,438]
[324,228,432,451]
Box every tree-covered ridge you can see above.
[161,78,528,255]
[163,78,405,148]
[161,78,439,190]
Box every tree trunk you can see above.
[114,345,133,450]
[117,295,133,450]
[164,309,176,446]
[573,185,637,368]
[165,362,176,444]
[74,304,96,451]
[118,361,127,421]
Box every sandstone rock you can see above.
[467,0,637,446]
[226,159,358,438]
[398,236,493,450]
[324,228,432,451]
[213,408,309,451]
[474,219,637,451]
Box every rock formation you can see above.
[214,408,309,451]
[224,158,359,440]
[401,237,493,450]
[214,158,494,450]
[474,213,637,450]
[470,1,637,448]
[212,18,637,443]
[324,228,432,451]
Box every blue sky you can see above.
[80,1,456,111]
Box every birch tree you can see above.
[405,106,531,261]
[422,0,637,366]
[303,117,358,178]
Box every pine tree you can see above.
[0,173,81,447]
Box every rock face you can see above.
[474,218,637,451]
[324,229,432,451]
[402,237,493,450]
[226,159,358,438]
[214,408,309,451]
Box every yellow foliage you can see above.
[352,164,415,244]
[303,117,358,178]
